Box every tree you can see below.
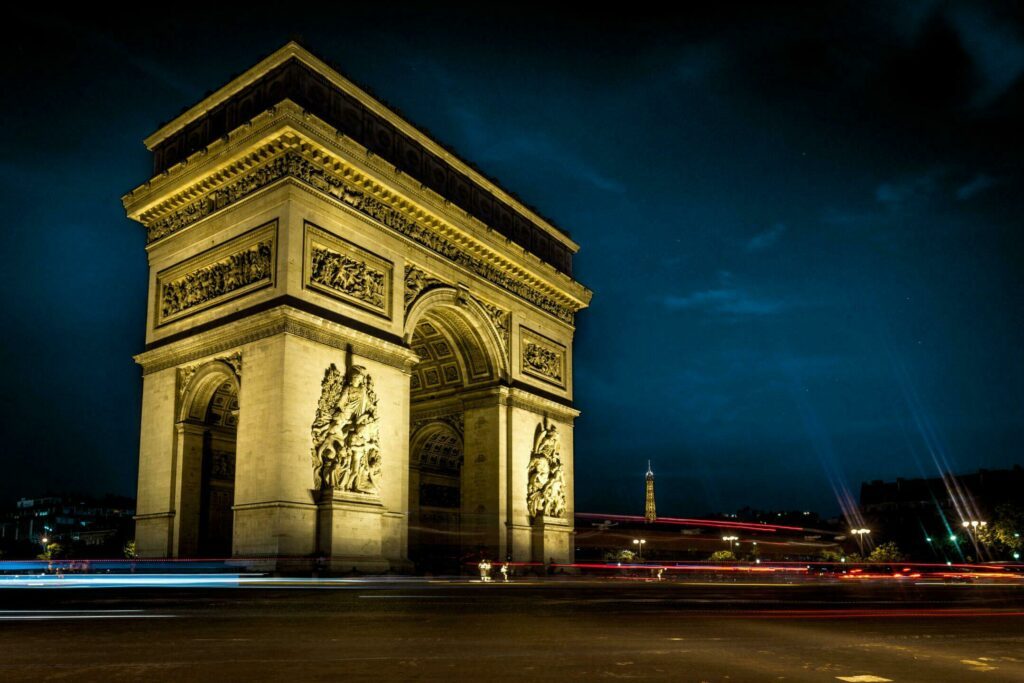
[37,542,63,561]
[977,504,1024,557]
[709,550,736,562]
[605,549,636,563]
[123,540,137,559]
[818,549,844,562]
[867,541,904,563]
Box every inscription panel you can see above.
[520,327,567,389]
[304,222,393,318]
[155,221,277,327]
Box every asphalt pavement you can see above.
[2,579,1023,682]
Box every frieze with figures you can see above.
[145,150,575,324]
[305,224,392,318]
[156,223,276,326]
[520,327,566,388]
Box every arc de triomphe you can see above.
[123,43,591,572]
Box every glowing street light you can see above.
[722,535,739,553]
[632,538,646,562]
[850,528,871,554]
[960,519,988,555]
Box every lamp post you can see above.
[722,535,739,555]
[961,520,987,557]
[632,538,646,562]
[850,528,871,555]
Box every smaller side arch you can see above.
[178,360,241,423]
[410,421,464,472]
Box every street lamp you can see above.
[722,535,739,554]
[960,519,987,557]
[850,528,871,555]
[632,538,646,562]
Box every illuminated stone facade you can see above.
[125,43,591,571]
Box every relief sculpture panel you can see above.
[156,222,276,326]
[305,223,393,318]
[520,327,566,388]
[527,419,567,519]
[145,151,576,324]
[311,361,382,496]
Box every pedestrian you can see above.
[478,558,492,582]
[500,562,510,582]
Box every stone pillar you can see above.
[172,421,206,558]
[276,331,413,572]
[531,515,573,567]
[507,394,578,566]
[134,367,177,557]
[461,390,509,562]
[317,494,387,572]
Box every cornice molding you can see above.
[142,42,578,254]
[507,387,580,422]
[125,115,589,325]
[135,305,419,375]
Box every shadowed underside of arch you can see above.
[405,287,507,400]
[177,360,239,558]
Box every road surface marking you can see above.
[961,659,997,671]
[836,676,893,682]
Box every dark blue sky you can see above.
[3,4,1022,517]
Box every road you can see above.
[2,579,1023,681]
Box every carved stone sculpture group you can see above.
[310,245,386,310]
[311,362,382,496]
[526,420,567,519]
[523,342,563,383]
[161,241,273,319]
[147,150,576,323]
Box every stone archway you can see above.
[176,360,240,557]
[405,288,508,572]
[126,44,589,569]
[408,421,464,573]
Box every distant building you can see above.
[861,465,1023,516]
[859,465,1024,560]
[571,468,841,562]
[0,495,135,558]
[644,461,657,523]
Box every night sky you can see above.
[3,4,1023,518]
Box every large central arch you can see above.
[404,287,509,572]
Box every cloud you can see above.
[955,173,996,201]
[745,223,787,252]
[946,6,1024,108]
[875,169,943,206]
[662,288,787,316]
